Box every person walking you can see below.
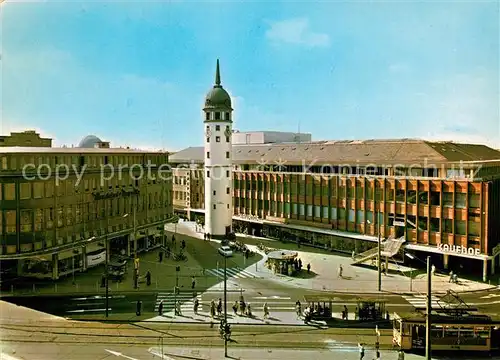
[431,264,436,276]
[146,270,151,286]
[191,276,196,289]
[158,300,164,316]
[307,263,311,274]
[158,251,163,263]
[194,298,199,315]
[136,300,142,316]
[358,343,365,360]
[338,264,343,278]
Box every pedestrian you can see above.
[176,301,182,316]
[232,301,238,315]
[343,305,349,320]
[146,270,151,286]
[352,250,355,260]
[136,300,142,316]
[398,350,405,360]
[159,251,163,263]
[191,276,196,289]
[358,343,365,360]
[449,271,454,283]
[181,240,186,250]
[431,264,436,276]
[194,298,199,315]
[158,300,164,316]
[338,265,343,278]
[307,263,311,274]
[101,275,106,288]
[374,350,380,360]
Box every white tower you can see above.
[203,59,233,240]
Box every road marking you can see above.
[480,293,500,299]
[66,308,111,313]
[105,349,140,360]
[205,267,257,279]
[0,353,23,360]
[402,295,441,308]
[148,348,176,360]
[253,296,291,300]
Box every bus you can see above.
[393,311,500,352]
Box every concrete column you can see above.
[443,254,449,270]
[491,257,495,276]
[52,253,59,280]
[106,238,110,263]
[82,246,87,271]
[483,259,488,282]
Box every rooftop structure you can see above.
[0,130,52,147]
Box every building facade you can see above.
[0,145,173,280]
[170,139,500,280]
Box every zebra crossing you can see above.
[402,294,441,309]
[154,292,202,313]
[204,267,257,279]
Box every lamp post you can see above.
[426,256,432,360]
[367,214,382,291]
[405,253,415,292]
[223,248,228,357]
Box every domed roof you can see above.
[78,135,102,148]
[204,59,232,111]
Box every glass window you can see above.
[314,205,321,218]
[338,208,346,220]
[455,220,466,235]
[57,206,64,227]
[284,202,290,214]
[4,183,15,200]
[469,193,480,208]
[456,193,466,208]
[331,207,337,220]
[322,206,329,218]
[306,204,312,217]
[443,192,453,207]
[292,203,297,215]
[6,210,16,233]
[35,209,43,231]
[33,183,44,198]
[216,125,220,131]
[20,209,32,233]
[356,210,364,224]
[20,183,32,199]
[348,209,355,222]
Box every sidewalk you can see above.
[169,221,497,295]
[148,346,429,360]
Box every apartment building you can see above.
[170,138,500,281]
[0,139,173,280]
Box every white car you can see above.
[218,245,233,257]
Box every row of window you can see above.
[0,194,172,234]
[0,154,168,171]
[206,170,231,178]
[0,177,170,200]
[233,181,481,209]
[206,152,231,159]
[205,112,231,121]
[233,201,481,237]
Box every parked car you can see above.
[218,245,233,257]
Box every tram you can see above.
[393,311,500,351]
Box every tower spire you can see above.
[215,59,221,87]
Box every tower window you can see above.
[215,112,221,120]
[206,152,210,159]
[216,136,221,142]
[207,171,210,178]
[227,204,230,209]
[206,112,210,121]
[226,170,230,177]
[226,136,230,143]
[207,137,210,143]
[213,204,216,210]
[206,125,209,131]
[213,190,216,195]
[225,112,230,120]
[226,187,230,194]
[226,151,230,159]
[216,125,220,131]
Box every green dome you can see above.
[204,59,232,111]
[205,86,232,110]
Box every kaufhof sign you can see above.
[437,244,481,256]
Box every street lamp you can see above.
[367,213,382,291]
[405,253,415,292]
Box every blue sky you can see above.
[1,1,499,150]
